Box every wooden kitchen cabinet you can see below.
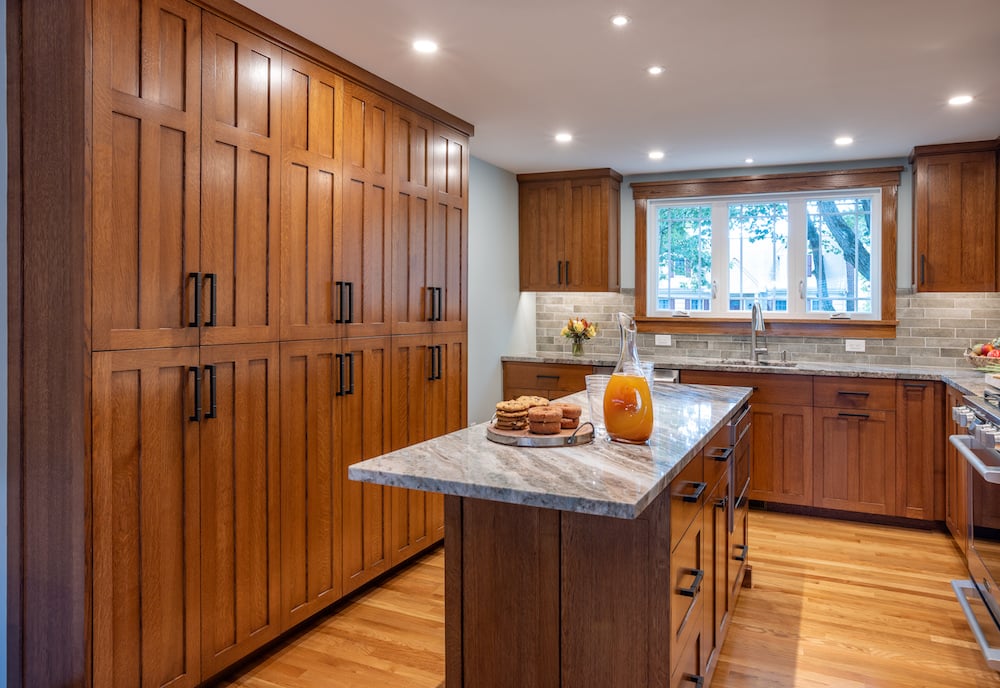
[502,360,592,400]
[92,347,202,688]
[518,168,622,292]
[702,469,730,676]
[895,380,944,520]
[813,407,897,515]
[945,385,969,554]
[911,141,999,292]
[198,343,281,676]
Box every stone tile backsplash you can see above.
[535,290,1000,368]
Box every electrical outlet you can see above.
[655,334,672,346]
[845,339,866,352]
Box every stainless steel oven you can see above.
[951,389,1000,670]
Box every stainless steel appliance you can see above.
[951,387,1000,670]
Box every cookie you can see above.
[560,417,579,430]
[496,419,527,431]
[528,420,561,435]
[527,406,561,423]
[496,399,529,414]
[495,409,528,420]
[516,395,549,408]
[550,402,582,420]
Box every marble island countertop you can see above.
[350,383,752,520]
[502,354,993,397]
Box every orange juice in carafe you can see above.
[603,312,654,444]
[604,373,653,443]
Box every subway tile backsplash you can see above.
[535,290,1000,368]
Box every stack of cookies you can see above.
[549,402,582,430]
[527,406,562,434]
[494,399,529,430]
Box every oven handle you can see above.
[952,579,1000,671]
[950,435,1000,484]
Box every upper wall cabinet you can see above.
[518,168,621,292]
[911,140,999,292]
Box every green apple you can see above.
[974,343,985,355]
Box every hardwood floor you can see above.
[219,511,1000,687]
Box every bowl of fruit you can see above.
[966,339,1000,369]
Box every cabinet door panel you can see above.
[896,381,942,520]
[199,343,281,675]
[814,408,896,514]
[280,341,342,627]
[434,125,469,331]
[391,107,434,334]
[280,53,344,340]
[341,83,392,337]
[92,0,201,351]
[519,181,566,290]
[749,404,813,506]
[92,348,201,688]
[201,16,281,344]
[341,337,392,592]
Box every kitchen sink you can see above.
[718,358,798,368]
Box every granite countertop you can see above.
[350,383,752,520]
[502,354,992,397]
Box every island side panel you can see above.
[446,495,560,688]
[561,491,671,687]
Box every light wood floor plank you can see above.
[220,511,1000,687]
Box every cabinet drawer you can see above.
[814,377,895,410]
[703,424,732,491]
[669,625,704,688]
[681,370,813,406]
[503,362,590,394]
[669,513,704,647]
[670,454,706,552]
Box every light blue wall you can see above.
[467,156,534,423]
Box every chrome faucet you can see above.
[750,301,767,363]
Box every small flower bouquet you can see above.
[561,318,598,356]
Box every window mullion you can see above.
[786,198,807,317]
[711,202,728,316]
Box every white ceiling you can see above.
[240,0,1000,176]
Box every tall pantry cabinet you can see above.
[8,0,472,686]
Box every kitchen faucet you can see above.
[750,301,767,363]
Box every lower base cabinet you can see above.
[813,408,896,515]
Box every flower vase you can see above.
[571,340,584,357]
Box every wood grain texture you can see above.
[432,124,470,331]
[895,381,944,521]
[220,511,1000,688]
[813,408,897,515]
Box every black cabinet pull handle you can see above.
[203,273,217,327]
[204,364,217,419]
[680,481,707,503]
[189,272,202,327]
[837,390,870,397]
[715,496,728,510]
[683,675,704,687]
[557,261,563,285]
[838,411,870,419]
[706,446,733,462]
[437,286,443,322]
[427,346,436,381]
[436,345,443,380]
[427,286,436,321]
[346,352,355,395]
[335,282,345,323]
[189,366,202,422]
[734,544,749,562]
[346,281,354,323]
[678,568,704,597]
[336,353,345,396]
[535,374,560,381]
[920,254,925,285]
[565,261,570,284]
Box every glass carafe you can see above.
[603,312,653,443]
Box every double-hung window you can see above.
[633,167,901,336]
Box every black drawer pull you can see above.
[346,281,354,324]
[535,374,560,380]
[706,446,733,462]
[734,544,749,562]
[565,261,570,284]
[427,286,436,321]
[715,496,728,510]
[683,675,705,687]
[678,568,704,597]
[837,390,870,397]
[557,261,563,285]
[838,412,870,419]
[903,382,927,389]
[680,481,707,503]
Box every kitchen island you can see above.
[350,382,753,688]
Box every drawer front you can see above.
[670,454,705,552]
[681,370,813,406]
[813,376,895,410]
[669,625,704,688]
[703,425,732,491]
[670,514,704,646]
[503,361,591,394]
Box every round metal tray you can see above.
[485,421,594,447]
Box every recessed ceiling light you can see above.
[948,94,974,106]
[648,150,665,160]
[834,136,854,146]
[412,39,438,54]
[647,65,664,76]
[555,132,573,143]
[611,14,630,26]
[744,158,754,164]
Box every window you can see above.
[632,167,901,337]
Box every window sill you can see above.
[635,316,898,339]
